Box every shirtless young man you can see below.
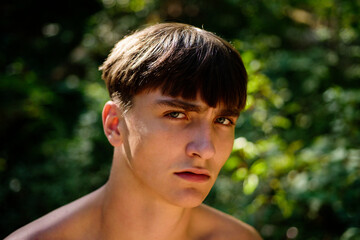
[6,23,262,240]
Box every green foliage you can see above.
[1,0,359,239]
[206,1,360,238]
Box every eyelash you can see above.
[216,117,235,126]
[164,111,187,120]
[164,111,235,126]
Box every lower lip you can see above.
[175,172,210,183]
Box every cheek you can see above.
[126,120,179,161]
[215,134,235,165]
[120,117,152,163]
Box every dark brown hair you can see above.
[100,22,247,111]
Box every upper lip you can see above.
[175,168,211,177]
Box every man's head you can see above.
[100,23,248,207]
[100,22,247,112]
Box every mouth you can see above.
[174,169,210,183]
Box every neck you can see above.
[98,151,192,240]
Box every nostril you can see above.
[186,139,216,159]
[185,124,216,159]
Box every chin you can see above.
[170,188,208,208]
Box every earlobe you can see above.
[102,101,123,147]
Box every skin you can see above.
[5,90,262,240]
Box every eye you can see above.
[216,117,233,126]
[165,111,187,119]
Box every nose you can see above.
[185,123,216,160]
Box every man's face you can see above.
[117,90,239,207]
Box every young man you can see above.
[6,23,262,240]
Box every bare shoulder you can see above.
[5,188,104,240]
[191,204,262,240]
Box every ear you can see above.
[102,101,123,147]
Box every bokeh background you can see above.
[1,0,360,239]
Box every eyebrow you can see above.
[155,99,241,117]
[155,99,202,112]
[218,109,241,118]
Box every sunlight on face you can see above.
[115,90,238,207]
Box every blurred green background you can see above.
[1,0,359,239]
